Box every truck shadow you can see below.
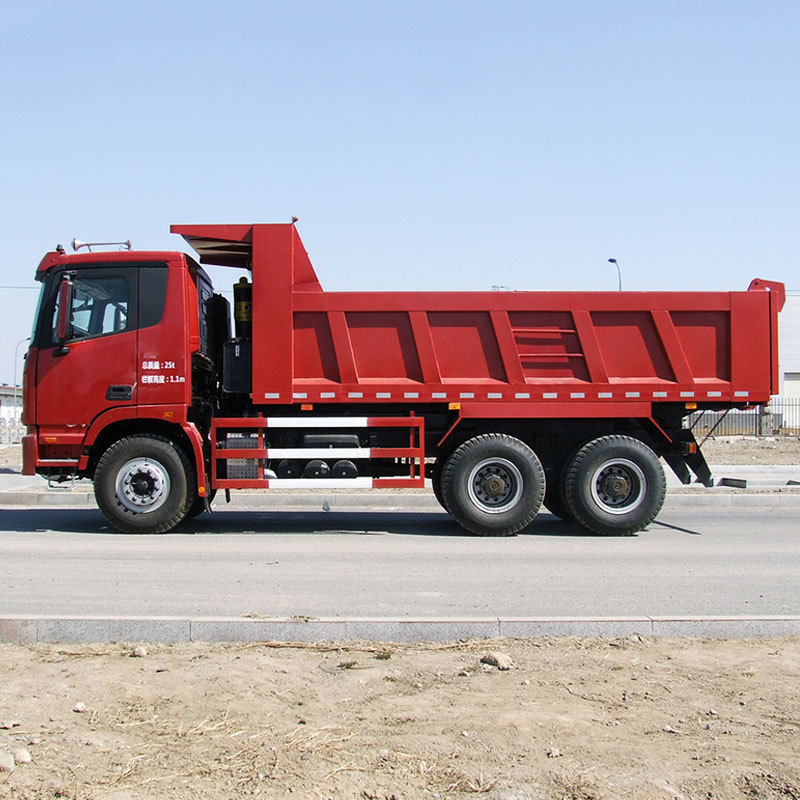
[0,508,608,537]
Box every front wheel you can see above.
[94,434,196,534]
[563,435,665,536]
[441,434,545,536]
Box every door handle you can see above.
[106,385,133,401]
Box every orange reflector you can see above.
[163,411,174,418]
[301,403,314,411]
[688,443,697,454]
[449,402,461,411]
[198,486,206,495]
[685,402,697,410]
[44,437,57,444]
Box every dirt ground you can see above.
[1,637,799,800]
[0,446,22,472]
[698,436,800,465]
[2,439,799,799]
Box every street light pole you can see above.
[608,258,623,291]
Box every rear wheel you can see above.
[441,434,545,536]
[431,459,449,512]
[542,486,573,521]
[94,434,195,534]
[563,435,665,536]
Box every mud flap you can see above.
[663,429,714,488]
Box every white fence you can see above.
[0,418,24,445]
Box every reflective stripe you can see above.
[267,478,374,489]
[267,417,368,428]
[266,448,370,459]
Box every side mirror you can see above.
[55,275,72,353]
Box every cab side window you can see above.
[51,277,129,343]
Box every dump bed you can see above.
[174,224,784,418]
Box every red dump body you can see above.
[174,223,784,418]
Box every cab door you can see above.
[36,267,139,429]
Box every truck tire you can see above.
[94,434,196,534]
[542,443,584,522]
[441,434,545,536]
[542,486,573,522]
[431,459,449,512]
[563,435,665,536]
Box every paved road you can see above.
[1,500,798,619]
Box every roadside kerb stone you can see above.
[35,617,190,643]
[3,615,800,643]
[344,618,499,642]
[190,618,346,642]
[0,618,38,643]
[649,616,800,637]
[499,617,652,638]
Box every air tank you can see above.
[233,276,252,339]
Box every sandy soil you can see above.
[0,445,22,473]
[1,637,799,799]
[699,436,800,466]
[2,439,798,798]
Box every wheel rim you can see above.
[115,457,171,513]
[589,458,646,515]
[467,458,523,514]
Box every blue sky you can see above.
[1,0,798,383]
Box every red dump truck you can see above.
[22,223,784,537]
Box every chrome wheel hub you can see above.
[590,458,645,515]
[115,458,170,513]
[467,458,523,514]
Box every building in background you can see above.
[776,290,800,430]
[779,291,800,395]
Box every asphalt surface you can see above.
[1,501,798,617]
[2,467,799,641]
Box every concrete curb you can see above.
[2,489,800,510]
[2,615,799,643]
